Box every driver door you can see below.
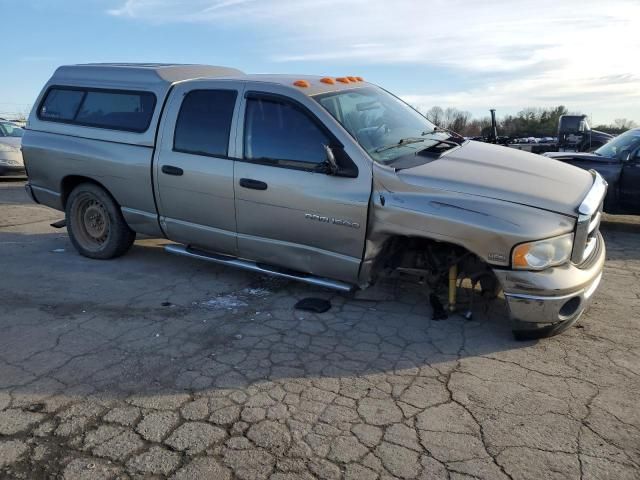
[233,85,372,283]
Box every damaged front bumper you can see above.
[494,233,605,325]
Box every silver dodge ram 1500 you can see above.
[22,63,606,339]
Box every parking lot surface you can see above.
[1,181,639,480]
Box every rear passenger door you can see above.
[155,81,243,255]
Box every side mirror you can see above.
[617,149,631,162]
[578,119,591,133]
[315,145,359,178]
[323,144,339,175]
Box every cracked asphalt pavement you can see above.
[1,181,639,479]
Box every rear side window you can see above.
[173,90,238,157]
[38,87,156,133]
[244,97,329,165]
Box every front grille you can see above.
[571,171,606,265]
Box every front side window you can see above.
[244,97,329,166]
[174,89,237,157]
[315,86,450,165]
[38,87,156,132]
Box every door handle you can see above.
[239,178,268,190]
[161,165,184,176]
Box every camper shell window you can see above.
[38,86,156,133]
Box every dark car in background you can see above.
[544,128,640,213]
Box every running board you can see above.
[164,244,354,292]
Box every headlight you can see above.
[0,143,19,153]
[512,233,574,270]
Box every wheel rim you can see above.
[72,194,111,251]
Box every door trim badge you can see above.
[305,213,360,229]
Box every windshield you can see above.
[595,129,640,158]
[560,115,589,133]
[314,86,450,164]
[0,122,24,138]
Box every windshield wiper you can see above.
[374,137,425,153]
[423,126,465,143]
[422,126,448,135]
[424,138,460,148]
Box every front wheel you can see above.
[65,183,135,259]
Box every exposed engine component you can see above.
[372,237,500,321]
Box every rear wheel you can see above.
[66,183,135,259]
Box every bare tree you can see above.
[613,118,638,130]
[443,108,458,129]
[449,110,471,134]
[425,106,444,126]
[465,117,492,137]
[414,104,638,138]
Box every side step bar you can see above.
[164,244,354,292]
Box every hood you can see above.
[396,140,593,217]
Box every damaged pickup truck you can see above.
[23,64,606,339]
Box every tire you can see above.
[511,316,579,341]
[65,183,135,259]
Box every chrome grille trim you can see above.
[572,214,591,263]
[578,170,607,216]
[588,211,601,233]
[571,171,606,264]
[582,235,598,263]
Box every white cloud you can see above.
[107,0,640,122]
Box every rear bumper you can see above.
[495,233,605,324]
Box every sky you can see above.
[2,0,640,124]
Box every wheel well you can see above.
[370,235,495,287]
[372,236,468,271]
[61,176,108,208]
